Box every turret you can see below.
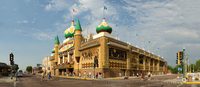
[54,36,60,63]
[74,19,82,59]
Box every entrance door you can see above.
[121,69,126,76]
[68,68,74,76]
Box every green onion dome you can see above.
[96,18,112,34]
[64,20,75,38]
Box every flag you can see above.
[104,6,107,10]
[72,8,77,13]
[72,8,78,15]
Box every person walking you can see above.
[41,70,46,81]
[15,71,18,81]
[147,72,151,80]
[47,71,51,80]
[136,73,139,77]
[10,70,15,80]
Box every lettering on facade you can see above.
[109,47,127,61]
[81,48,99,69]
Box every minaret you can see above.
[74,19,82,75]
[74,19,82,59]
[54,35,60,63]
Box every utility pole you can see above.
[182,48,187,78]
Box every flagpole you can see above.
[72,9,74,21]
[103,7,104,18]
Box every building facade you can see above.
[49,18,167,78]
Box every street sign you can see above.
[178,67,182,71]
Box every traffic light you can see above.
[9,53,14,65]
[10,53,14,61]
[176,52,180,65]
[179,51,183,65]
[176,51,184,65]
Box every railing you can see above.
[150,66,153,70]
[139,64,143,70]
[145,65,149,70]
[159,67,163,71]
[131,63,137,69]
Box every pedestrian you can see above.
[73,72,76,77]
[84,71,86,78]
[141,72,145,80]
[10,70,15,79]
[99,72,102,79]
[41,70,46,81]
[136,73,139,77]
[89,72,91,78]
[96,73,98,79]
[148,72,151,80]
[47,71,51,80]
[15,71,18,81]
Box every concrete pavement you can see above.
[0,76,15,83]
[1,74,199,87]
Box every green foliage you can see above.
[26,66,32,73]
[195,59,200,72]
[167,65,182,74]
[11,64,19,71]
[189,64,196,72]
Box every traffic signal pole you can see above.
[182,49,187,78]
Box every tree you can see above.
[11,64,19,72]
[167,65,182,74]
[167,65,174,73]
[26,66,32,73]
[195,59,200,72]
[189,64,196,72]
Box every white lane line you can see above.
[13,81,16,87]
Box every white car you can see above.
[17,70,23,77]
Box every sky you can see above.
[0,0,200,70]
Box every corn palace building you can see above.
[49,18,167,78]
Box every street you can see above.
[0,75,197,87]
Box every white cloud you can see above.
[17,20,29,24]
[45,0,68,11]
[121,0,200,65]
[34,32,53,40]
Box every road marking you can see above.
[13,81,16,87]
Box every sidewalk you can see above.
[57,76,138,80]
[56,74,175,80]
[0,76,15,83]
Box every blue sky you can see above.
[0,0,200,70]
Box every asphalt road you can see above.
[0,75,198,87]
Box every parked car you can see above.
[17,70,23,77]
